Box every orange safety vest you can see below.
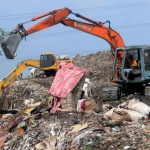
[131,60,137,67]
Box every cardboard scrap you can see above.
[71,123,88,133]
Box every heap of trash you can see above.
[0,51,149,150]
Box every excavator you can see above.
[0,53,72,94]
[1,7,150,99]
[40,53,73,76]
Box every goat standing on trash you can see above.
[82,78,94,99]
[29,67,37,78]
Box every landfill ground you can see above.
[0,51,150,150]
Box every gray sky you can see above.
[0,0,150,78]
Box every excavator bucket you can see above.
[1,34,22,59]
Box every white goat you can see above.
[29,68,37,78]
[82,78,94,98]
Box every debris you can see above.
[24,107,36,115]
[123,145,130,150]
[127,98,150,116]
[104,108,115,119]
[111,108,130,125]
[84,99,100,112]
[71,123,88,132]
[112,126,121,132]
[16,128,24,137]
[0,136,6,150]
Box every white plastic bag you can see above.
[104,108,115,119]
[127,98,150,116]
[124,109,146,121]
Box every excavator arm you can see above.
[0,59,40,94]
[1,7,124,59]
[61,18,124,58]
[1,8,71,59]
[25,8,72,35]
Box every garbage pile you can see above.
[0,103,149,150]
[0,51,150,150]
[74,51,113,87]
[0,77,54,110]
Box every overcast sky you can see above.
[0,0,150,78]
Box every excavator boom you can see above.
[1,7,124,60]
[26,8,71,35]
[61,18,124,57]
[0,59,40,94]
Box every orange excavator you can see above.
[1,7,150,99]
